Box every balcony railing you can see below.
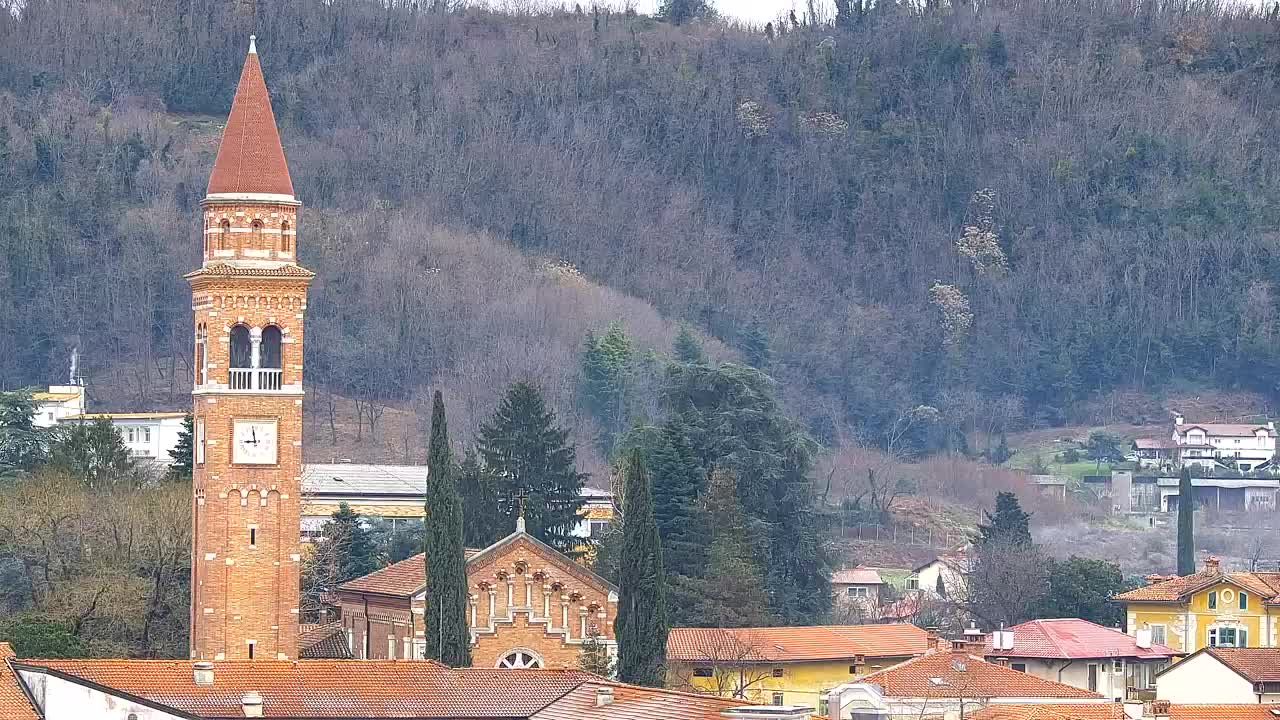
[228,368,283,391]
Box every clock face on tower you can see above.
[232,418,279,465]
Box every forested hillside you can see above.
[3,0,1280,457]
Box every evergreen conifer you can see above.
[615,449,668,687]
[672,325,706,365]
[167,415,194,481]
[977,491,1032,546]
[423,391,471,667]
[1177,466,1195,575]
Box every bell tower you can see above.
[188,36,312,661]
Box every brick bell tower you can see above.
[188,36,312,661]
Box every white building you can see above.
[59,412,188,463]
[1169,414,1277,472]
[1155,647,1280,704]
[908,550,971,598]
[30,386,86,428]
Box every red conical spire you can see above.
[207,36,295,198]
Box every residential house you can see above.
[909,550,971,598]
[980,618,1178,700]
[2,648,754,720]
[964,702,1280,720]
[59,412,188,463]
[29,385,85,428]
[820,651,1108,719]
[301,463,615,541]
[331,515,617,669]
[1132,414,1279,473]
[666,624,935,712]
[1155,647,1280,705]
[1113,557,1280,653]
[831,566,885,609]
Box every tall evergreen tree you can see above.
[977,491,1033,546]
[167,415,194,481]
[0,390,46,478]
[423,391,471,667]
[1177,466,1195,575]
[621,417,705,580]
[326,502,379,583]
[580,324,633,451]
[476,382,587,552]
[672,325,706,365]
[457,449,504,548]
[615,449,668,687]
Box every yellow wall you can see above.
[668,656,914,712]
[1125,581,1278,653]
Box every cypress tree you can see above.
[423,391,471,666]
[1177,466,1195,575]
[615,449,668,687]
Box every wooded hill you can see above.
[3,0,1280,461]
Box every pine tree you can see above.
[627,418,705,579]
[0,390,46,479]
[580,323,633,450]
[986,25,1009,67]
[672,325,706,365]
[46,418,137,490]
[615,449,668,687]
[977,491,1032,546]
[167,414,194,481]
[423,391,471,667]
[738,322,772,370]
[326,503,379,583]
[477,382,587,553]
[458,449,504,548]
[1177,466,1195,575]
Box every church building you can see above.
[330,515,618,669]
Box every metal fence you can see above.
[836,521,966,549]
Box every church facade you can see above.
[331,520,617,669]
[188,37,311,661]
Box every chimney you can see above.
[1204,556,1221,574]
[1135,628,1152,649]
[925,627,940,652]
[595,686,614,707]
[242,691,264,718]
[1151,700,1171,720]
[1174,413,1184,426]
[193,661,214,686]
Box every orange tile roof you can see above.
[1169,705,1280,720]
[666,624,930,663]
[297,621,352,659]
[856,652,1102,699]
[1113,570,1280,603]
[337,548,482,597]
[185,263,316,279]
[531,679,743,720]
[1200,647,1280,683]
[831,566,885,585]
[15,659,595,718]
[207,42,294,197]
[983,618,1177,660]
[966,703,1125,720]
[0,643,39,720]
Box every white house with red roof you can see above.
[1134,413,1278,473]
[1155,647,1280,705]
[980,619,1178,701]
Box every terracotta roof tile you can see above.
[856,652,1102,699]
[1178,423,1275,437]
[1114,570,1280,603]
[966,703,1126,720]
[207,44,294,197]
[1169,705,1280,720]
[185,263,315,279]
[0,643,39,720]
[666,624,930,663]
[832,566,885,585]
[983,619,1177,660]
[337,549,481,598]
[1203,647,1280,683]
[531,679,743,720]
[15,659,596,718]
[297,622,352,659]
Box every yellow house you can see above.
[665,623,934,713]
[1113,556,1280,653]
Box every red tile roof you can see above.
[531,679,743,720]
[1113,570,1280,603]
[16,659,594,718]
[1169,705,1280,720]
[983,618,1177,660]
[1178,423,1275,438]
[336,548,482,597]
[1201,647,1280,684]
[0,643,39,720]
[966,703,1126,720]
[207,42,294,197]
[831,566,885,585]
[297,621,352,659]
[856,652,1103,699]
[667,624,930,663]
[185,263,316,279]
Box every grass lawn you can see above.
[1006,447,1110,480]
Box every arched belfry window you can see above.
[251,219,264,247]
[281,221,291,252]
[229,324,252,369]
[219,220,231,251]
[260,325,282,369]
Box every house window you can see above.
[589,520,610,537]
[388,635,396,659]
[1011,662,1027,672]
[849,665,859,674]
[125,427,135,443]
[1208,591,1217,609]
[1087,664,1099,692]
[247,640,255,660]
[1113,659,1123,673]
[249,528,256,548]
[1150,625,1166,646]
[692,667,713,678]
[771,692,784,706]
[1209,625,1247,648]
[818,696,829,715]
[1240,592,1248,610]
[142,427,151,443]
[771,667,784,678]
[907,576,919,590]
[847,586,868,598]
